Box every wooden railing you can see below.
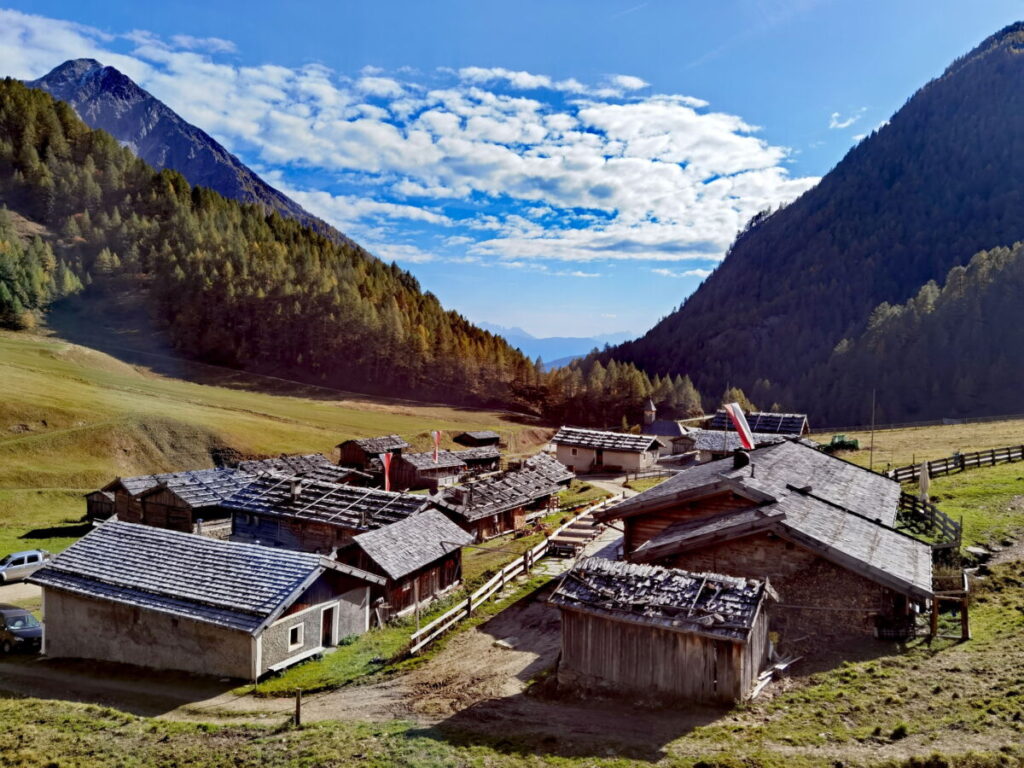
[888,444,1024,483]
[896,492,962,547]
[408,497,614,655]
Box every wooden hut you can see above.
[392,451,467,492]
[551,427,661,474]
[453,446,501,474]
[594,441,934,644]
[105,468,254,537]
[550,557,771,704]
[339,510,474,622]
[435,453,574,540]
[84,490,115,523]
[452,430,501,447]
[336,435,410,470]
[224,474,431,554]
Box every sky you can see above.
[1,1,1022,338]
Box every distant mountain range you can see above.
[28,59,347,243]
[601,22,1024,424]
[478,322,634,366]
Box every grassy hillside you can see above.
[0,331,547,557]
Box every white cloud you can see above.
[829,107,866,130]
[651,267,713,278]
[170,34,237,54]
[2,10,819,270]
[610,74,649,90]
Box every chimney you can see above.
[732,450,750,470]
[289,478,304,503]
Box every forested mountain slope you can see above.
[29,59,344,242]
[0,78,537,407]
[604,22,1024,423]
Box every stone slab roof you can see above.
[399,451,467,472]
[107,468,254,509]
[552,427,661,453]
[339,435,410,453]
[453,430,501,446]
[238,454,370,484]
[686,428,790,452]
[30,521,381,634]
[351,510,474,581]
[437,453,573,522]
[453,446,501,462]
[709,411,809,435]
[550,556,766,642]
[222,474,429,532]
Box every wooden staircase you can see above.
[548,510,603,557]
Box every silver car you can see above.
[0,550,51,584]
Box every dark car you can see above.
[0,604,42,654]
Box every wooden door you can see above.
[321,606,335,646]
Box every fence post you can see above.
[466,593,472,618]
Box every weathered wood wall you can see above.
[623,491,751,556]
[557,607,760,704]
[232,513,357,554]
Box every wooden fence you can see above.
[408,497,614,655]
[888,444,1024,484]
[896,492,962,547]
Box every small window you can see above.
[288,624,304,650]
[570,448,578,456]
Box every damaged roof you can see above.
[106,467,254,509]
[597,441,931,598]
[684,428,790,453]
[238,454,370,484]
[436,453,573,521]
[351,510,474,581]
[222,474,429,531]
[552,427,661,453]
[708,411,809,435]
[339,435,410,453]
[30,521,382,634]
[550,556,766,642]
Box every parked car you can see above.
[0,604,42,653]
[0,550,51,584]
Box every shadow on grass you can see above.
[20,521,93,540]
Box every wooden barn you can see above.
[339,510,474,622]
[84,490,115,523]
[453,446,501,474]
[552,427,661,474]
[452,430,501,447]
[103,468,254,537]
[31,521,384,681]
[392,451,467,492]
[336,435,410,470]
[238,453,372,485]
[224,473,431,554]
[707,411,811,436]
[550,557,771,704]
[435,453,574,540]
[594,441,934,645]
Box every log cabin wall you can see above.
[113,489,143,524]
[137,486,195,533]
[232,512,357,554]
[338,548,462,622]
[85,493,115,523]
[556,607,757,704]
[623,492,752,555]
[666,532,900,640]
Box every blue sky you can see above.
[2,1,1022,337]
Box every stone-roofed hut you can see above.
[238,454,372,486]
[84,490,115,523]
[435,453,574,540]
[676,428,793,463]
[551,427,661,474]
[453,445,501,474]
[103,468,254,537]
[551,557,771,704]
[594,441,933,645]
[452,430,501,447]
[30,522,384,681]
[224,474,431,554]
[708,411,810,436]
[392,450,468,492]
[339,510,474,621]
[336,435,410,470]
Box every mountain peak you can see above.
[27,59,349,245]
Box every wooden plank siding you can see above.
[232,512,358,554]
[556,606,764,704]
[624,491,752,556]
[339,548,462,622]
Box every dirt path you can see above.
[0,581,41,604]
